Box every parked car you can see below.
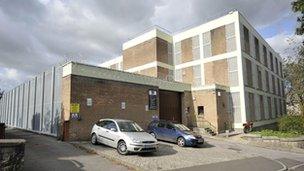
[147,120,204,147]
[91,119,158,155]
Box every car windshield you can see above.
[117,121,144,132]
[174,124,190,131]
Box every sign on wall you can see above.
[121,102,126,110]
[87,98,92,106]
[148,90,157,110]
[70,103,80,113]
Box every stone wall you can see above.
[243,134,304,151]
[0,139,26,171]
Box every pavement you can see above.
[5,128,304,171]
[72,135,304,171]
[5,128,129,171]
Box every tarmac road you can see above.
[6,128,129,171]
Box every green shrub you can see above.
[258,129,301,138]
[278,115,304,133]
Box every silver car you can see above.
[91,119,158,155]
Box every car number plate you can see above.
[198,139,203,143]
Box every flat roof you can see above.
[62,61,191,92]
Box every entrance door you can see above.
[159,90,182,123]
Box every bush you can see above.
[278,115,304,133]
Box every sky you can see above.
[0,0,302,91]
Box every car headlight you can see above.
[185,134,196,139]
[131,138,141,143]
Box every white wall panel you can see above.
[52,66,62,135]
[28,78,36,130]
[42,69,53,133]
[23,82,29,129]
[34,74,44,131]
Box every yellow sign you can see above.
[70,103,80,113]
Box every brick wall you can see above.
[123,38,157,70]
[181,38,193,63]
[123,37,172,70]
[63,75,160,141]
[204,59,229,86]
[138,67,158,77]
[191,89,230,133]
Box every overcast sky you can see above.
[0,0,302,91]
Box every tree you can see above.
[284,46,304,115]
[292,0,304,35]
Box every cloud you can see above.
[152,0,294,32]
[0,0,297,90]
[266,32,303,59]
[0,67,31,91]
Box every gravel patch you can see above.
[72,140,247,171]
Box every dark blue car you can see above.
[147,120,204,147]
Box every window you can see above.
[175,69,182,82]
[254,37,260,62]
[259,95,265,120]
[243,26,250,54]
[265,71,270,92]
[202,31,211,58]
[198,106,204,115]
[97,120,107,127]
[192,35,200,60]
[274,98,278,118]
[267,97,272,118]
[275,57,279,74]
[166,124,175,129]
[257,66,262,90]
[228,93,241,123]
[228,57,239,86]
[225,23,236,52]
[270,52,274,71]
[248,93,255,121]
[157,122,165,128]
[245,59,253,87]
[279,99,283,116]
[193,65,201,87]
[277,78,281,96]
[283,100,287,115]
[105,121,117,131]
[279,62,283,77]
[281,80,285,97]
[167,43,173,65]
[272,75,276,94]
[263,45,268,67]
[174,42,181,65]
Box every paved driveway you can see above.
[74,136,304,171]
[5,129,129,171]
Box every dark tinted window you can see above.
[157,122,165,128]
[166,124,175,129]
[96,120,107,127]
[105,121,117,130]
[149,122,157,128]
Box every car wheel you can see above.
[177,137,186,147]
[150,132,156,139]
[117,140,128,155]
[91,133,98,145]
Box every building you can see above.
[100,11,286,131]
[0,11,286,141]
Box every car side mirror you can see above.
[110,128,117,132]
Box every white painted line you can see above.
[273,159,287,171]
[289,163,304,170]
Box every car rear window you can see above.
[157,122,165,128]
